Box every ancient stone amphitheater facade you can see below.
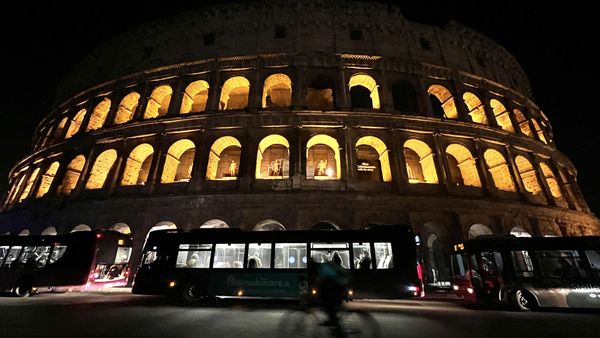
[1,0,598,286]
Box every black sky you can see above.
[0,1,597,215]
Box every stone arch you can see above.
[57,155,86,195]
[86,98,111,131]
[71,224,92,233]
[262,73,292,108]
[468,223,493,239]
[206,136,242,180]
[256,134,290,179]
[462,92,488,124]
[391,80,419,112]
[144,221,177,247]
[307,74,334,109]
[403,139,438,184]
[65,108,86,138]
[180,80,209,114]
[510,227,532,237]
[311,222,340,230]
[490,99,515,132]
[161,139,195,183]
[41,226,58,236]
[424,233,451,286]
[18,229,30,236]
[254,219,286,231]
[513,109,533,137]
[114,92,140,124]
[220,76,250,110]
[144,85,172,119]
[306,134,341,179]
[349,74,380,109]
[6,174,26,206]
[200,219,230,228]
[18,168,40,203]
[484,149,516,192]
[531,119,548,144]
[355,136,392,182]
[121,144,154,186]
[427,84,457,119]
[445,144,481,187]
[85,149,118,190]
[540,162,562,198]
[110,223,132,235]
[53,117,68,142]
[514,155,542,195]
[36,162,60,198]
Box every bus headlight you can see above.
[168,281,176,288]
[237,290,244,296]
[452,285,459,291]
[590,293,597,299]
[348,289,354,297]
[467,287,474,294]
[408,286,417,291]
[311,288,317,296]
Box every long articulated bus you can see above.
[0,230,133,297]
[133,224,423,302]
[450,235,600,310]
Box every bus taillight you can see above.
[96,233,103,239]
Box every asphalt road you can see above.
[0,291,597,338]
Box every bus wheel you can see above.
[513,289,537,311]
[181,283,204,304]
[13,279,32,298]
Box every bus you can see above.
[0,230,133,297]
[132,224,423,302]
[450,235,600,310]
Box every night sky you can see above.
[1,1,597,215]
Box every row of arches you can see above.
[5,132,570,209]
[36,73,550,150]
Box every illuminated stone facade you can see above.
[1,0,598,287]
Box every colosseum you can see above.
[1,0,598,289]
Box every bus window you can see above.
[374,242,393,269]
[0,246,8,265]
[115,247,132,265]
[33,246,52,268]
[213,243,245,268]
[49,245,67,264]
[511,250,535,277]
[481,251,503,273]
[311,242,350,269]
[4,246,22,268]
[535,250,588,278]
[176,244,212,269]
[451,254,468,278]
[585,250,600,277]
[144,250,158,265]
[275,243,307,269]
[18,246,37,268]
[247,243,271,269]
[352,243,372,270]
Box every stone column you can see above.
[432,133,451,192]
[391,131,410,192]
[472,139,494,196]
[337,67,350,110]
[167,76,185,117]
[205,66,221,113]
[531,155,556,206]
[145,131,166,194]
[503,146,526,200]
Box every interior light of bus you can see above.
[467,287,474,294]
[237,290,244,296]
[408,286,417,291]
[118,239,125,245]
[168,281,176,288]
[590,294,597,299]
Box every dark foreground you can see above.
[0,290,597,338]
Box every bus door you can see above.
[478,251,504,299]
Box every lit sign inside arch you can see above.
[357,162,376,172]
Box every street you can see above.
[0,290,597,338]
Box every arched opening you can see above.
[6,174,26,206]
[86,98,111,131]
[121,144,154,186]
[540,162,562,198]
[490,99,515,132]
[425,233,451,287]
[114,92,140,124]
[144,221,178,248]
[70,224,92,233]
[36,162,60,198]
[180,80,209,114]
[306,74,334,109]
[510,227,532,237]
[18,229,30,236]
[41,226,58,236]
[513,109,533,137]
[468,224,493,239]
[427,85,457,119]
[391,80,418,113]
[161,139,195,183]
[65,109,86,138]
[200,219,229,228]
[403,139,438,184]
[531,119,548,144]
[514,155,542,195]
[462,92,487,124]
[206,136,242,180]
[254,219,286,231]
[355,136,392,182]
[18,168,40,203]
[256,135,290,179]
[110,223,132,235]
[144,85,172,119]
[85,149,118,190]
[306,135,341,180]
[445,144,481,187]
[57,155,86,195]
[220,76,250,110]
[349,74,380,109]
[53,117,68,142]
[484,149,516,192]
[311,222,339,230]
[262,73,292,108]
